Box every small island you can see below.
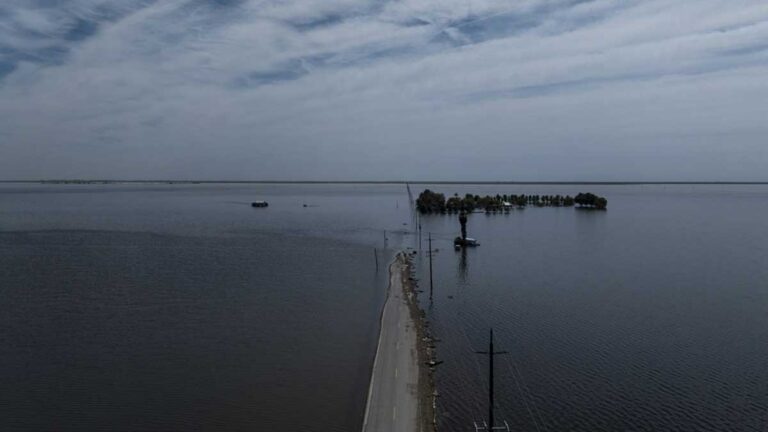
[416,189,607,213]
[573,192,608,210]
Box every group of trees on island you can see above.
[415,189,447,213]
[574,192,608,210]
[416,189,607,213]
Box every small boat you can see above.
[454,237,480,248]
[251,201,269,208]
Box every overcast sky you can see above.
[0,0,766,181]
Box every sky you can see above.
[0,0,766,181]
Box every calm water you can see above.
[414,184,768,431]
[0,183,411,431]
[2,183,768,431]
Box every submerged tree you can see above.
[595,197,608,210]
[574,192,608,209]
[416,189,446,213]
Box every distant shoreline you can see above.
[2,180,768,185]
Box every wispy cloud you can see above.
[1,0,767,180]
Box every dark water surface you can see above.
[414,184,768,431]
[2,183,768,431]
[0,183,411,431]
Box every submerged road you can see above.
[362,254,421,432]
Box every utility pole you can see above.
[417,212,421,250]
[474,329,510,431]
[428,232,434,301]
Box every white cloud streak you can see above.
[0,0,766,180]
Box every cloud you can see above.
[0,0,767,180]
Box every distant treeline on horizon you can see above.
[416,189,608,213]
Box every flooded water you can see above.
[414,184,768,431]
[2,183,768,431]
[0,183,410,432]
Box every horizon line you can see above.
[2,180,768,185]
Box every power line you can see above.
[457,322,488,416]
[474,328,510,431]
[501,355,545,432]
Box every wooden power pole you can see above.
[474,329,510,431]
[428,232,434,301]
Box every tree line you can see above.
[416,189,607,213]
[574,192,608,210]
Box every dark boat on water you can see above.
[251,201,269,208]
[454,237,479,249]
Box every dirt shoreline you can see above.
[400,251,438,432]
[361,251,437,432]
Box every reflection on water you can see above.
[457,246,468,283]
[415,184,768,432]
